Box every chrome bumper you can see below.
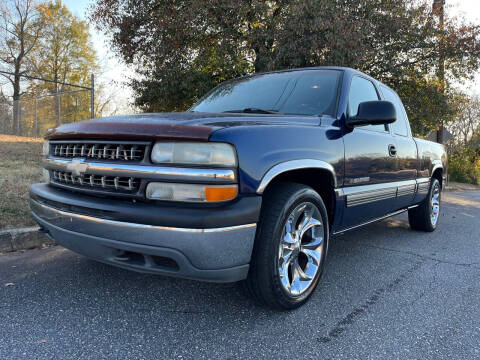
[31,199,256,282]
[43,157,236,182]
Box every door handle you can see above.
[388,144,397,157]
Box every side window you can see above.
[381,86,409,137]
[348,77,386,132]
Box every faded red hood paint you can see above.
[45,112,320,141]
[45,114,217,141]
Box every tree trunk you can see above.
[12,72,21,135]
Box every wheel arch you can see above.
[432,165,443,187]
[256,160,337,227]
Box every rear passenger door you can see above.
[341,76,397,230]
[380,86,418,210]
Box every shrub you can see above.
[448,147,480,185]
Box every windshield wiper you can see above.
[223,108,281,114]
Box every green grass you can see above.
[0,135,43,230]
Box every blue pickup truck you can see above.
[30,67,447,309]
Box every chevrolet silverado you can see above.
[30,67,447,309]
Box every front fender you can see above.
[210,124,344,194]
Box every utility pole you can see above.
[433,0,446,144]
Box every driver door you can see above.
[340,76,397,230]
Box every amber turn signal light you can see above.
[205,185,238,202]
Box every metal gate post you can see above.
[34,97,38,137]
[90,74,95,119]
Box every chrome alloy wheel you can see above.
[278,202,324,296]
[430,183,440,226]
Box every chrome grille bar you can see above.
[52,171,139,192]
[50,142,146,161]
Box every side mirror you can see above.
[346,100,396,128]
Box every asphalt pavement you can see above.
[1,190,479,359]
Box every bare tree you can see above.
[0,0,42,134]
[448,94,480,151]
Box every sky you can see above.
[61,0,135,114]
[449,0,480,93]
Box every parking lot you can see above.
[1,190,479,359]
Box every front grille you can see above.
[50,142,146,161]
[51,170,140,193]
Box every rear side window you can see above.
[348,76,386,132]
[381,86,409,137]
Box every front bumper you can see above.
[30,184,260,283]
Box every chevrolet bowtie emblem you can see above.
[66,159,88,177]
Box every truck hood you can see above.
[45,112,321,141]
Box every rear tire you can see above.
[408,178,441,232]
[244,182,329,310]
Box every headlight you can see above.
[146,182,238,202]
[151,142,236,166]
[42,140,50,157]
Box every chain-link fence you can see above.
[0,71,94,138]
[0,89,93,138]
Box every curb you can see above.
[0,227,55,253]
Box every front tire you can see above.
[408,178,441,232]
[244,183,329,310]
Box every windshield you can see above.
[190,70,341,116]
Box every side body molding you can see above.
[256,159,337,194]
